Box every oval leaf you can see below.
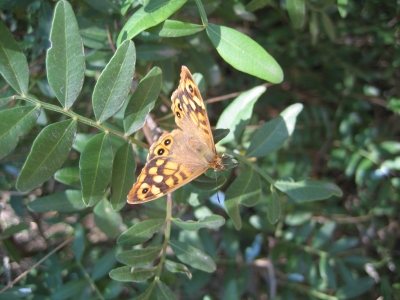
[117,246,163,267]
[16,119,77,192]
[136,44,177,61]
[28,190,86,212]
[93,40,136,123]
[190,174,226,191]
[246,103,303,157]
[206,23,283,84]
[172,215,225,231]
[164,259,192,279]
[274,179,343,202]
[0,21,29,95]
[169,239,216,273]
[117,0,187,45]
[46,0,85,109]
[224,167,261,230]
[109,266,157,282]
[111,142,136,210]
[0,105,40,159]
[94,199,122,239]
[155,281,177,300]
[92,246,120,281]
[117,219,165,246]
[54,166,80,186]
[124,67,162,135]
[217,86,266,144]
[287,0,306,29]
[147,20,204,37]
[79,132,113,206]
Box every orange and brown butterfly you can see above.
[127,66,224,204]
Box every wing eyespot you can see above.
[178,103,182,111]
[176,112,181,118]
[157,148,165,155]
[188,85,193,93]
[164,139,171,146]
[142,188,149,194]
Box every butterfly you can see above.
[127,66,224,204]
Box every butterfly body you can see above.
[127,66,224,204]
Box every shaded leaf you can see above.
[47,0,85,109]
[274,179,343,202]
[148,20,204,37]
[124,67,162,135]
[28,190,86,212]
[169,239,216,272]
[0,21,29,95]
[111,142,136,211]
[136,44,177,61]
[79,133,113,206]
[155,281,177,300]
[224,167,261,230]
[0,105,40,159]
[109,266,157,282]
[117,246,162,267]
[92,246,120,281]
[117,219,165,246]
[172,215,225,231]
[54,167,80,186]
[93,40,135,123]
[16,119,77,192]
[1,223,29,236]
[190,174,226,191]
[165,259,192,279]
[267,186,281,224]
[94,199,122,239]
[287,0,306,28]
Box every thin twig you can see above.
[0,236,74,294]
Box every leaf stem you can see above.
[15,95,148,149]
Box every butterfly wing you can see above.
[171,66,216,153]
[127,130,210,204]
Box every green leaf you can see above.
[274,179,343,202]
[190,174,226,191]
[93,40,136,123]
[172,215,225,231]
[147,20,204,37]
[328,237,358,255]
[111,142,136,211]
[28,190,86,212]
[0,21,29,95]
[246,103,303,157]
[46,0,85,109]
[0,105,40,159]
[117,0,187,46]
[169,239,216,273]
[16,119,77,192]
[286,0,306,29]
[217,86,266,144]
[206,23,283,84]
[164,259,192,279]
[49,279,87,300]
[267,187,281,224]
[335,277,375,299]
[136,44,177,61]
[224,167,261,230]
[337,0,349,18]
[94,199,122,239]
[310,11,319,45]
[1,223,29,236]
[133,283,155,300]
[246,0,272,12]
[54,167,80,186]
[213,128,230,144]
[321,12,335,41]
[117,246,162,267]
[124,67,162,135]
[73,223,85,262]
[0,96,14,108]
[2,239,20,263]
[92,246,120,281]
[155,281,177,300]
[109,266,157,282]
[80,133,113,206]
[117,219,165,246]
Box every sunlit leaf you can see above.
[28,190,86,212]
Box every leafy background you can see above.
[0,0,399,299]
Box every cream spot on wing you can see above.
[149,167,158,175]
[151,185,161,195]
[189,100,196,110]
[192,96,202,107]
[164,168,175,175]
[165,161,178,170]
[190,111,198,124]
[156,159,164,166]
[165,177,174,187]
[153,175,163,183]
